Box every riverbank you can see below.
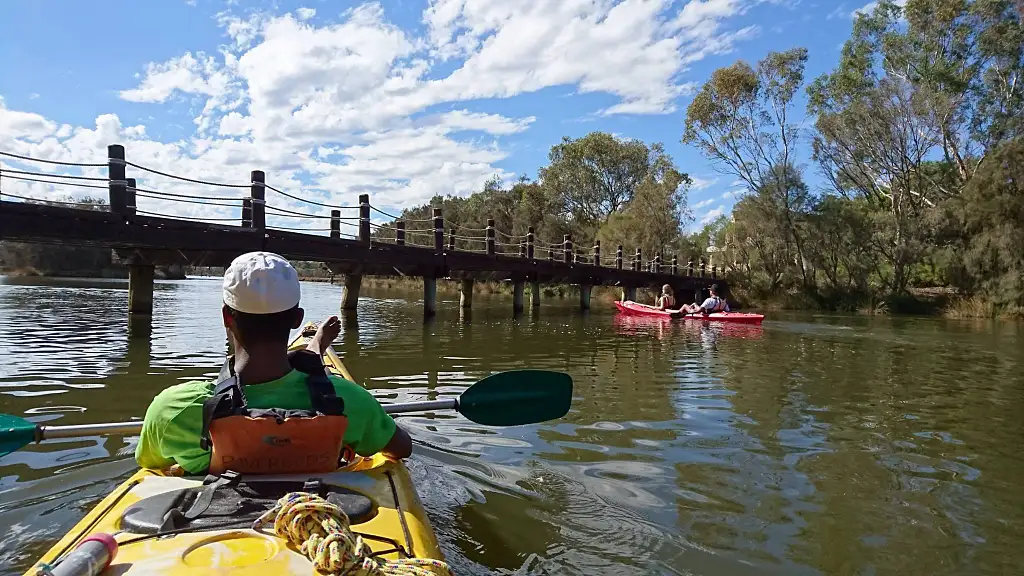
[1,265,188,280]
[731,284,1024,321]
[300,275,653,304]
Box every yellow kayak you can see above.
[26,323,447,575]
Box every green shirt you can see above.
[135,370,397,474]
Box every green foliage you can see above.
[372,131,694,264]
[679,0,1024,314]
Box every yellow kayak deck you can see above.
[26,323,445,575]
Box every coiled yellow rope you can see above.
[252,492,451,576]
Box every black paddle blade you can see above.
[459,370,573,426]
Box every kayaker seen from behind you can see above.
[681,283,730,315]
[655,284,675,310]
[135,251,413,476]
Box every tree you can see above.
[807,0,1024,294]
[683,48,814,287]
[598,167,692,263]
[539,132,663,234]
[952,139,1024,307]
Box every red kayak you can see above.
[614,300,764,324]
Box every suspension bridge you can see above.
[0,145,726,320]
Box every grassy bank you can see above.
[2,266,187,280]
[304,275,658,304]
[730,282,1024,320]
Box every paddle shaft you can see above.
[28,399,460,441]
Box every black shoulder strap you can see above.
[200,357,247,450]
[288,350,345,416]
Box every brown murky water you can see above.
[1,276,1021,575]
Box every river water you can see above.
[0,277,1021,575]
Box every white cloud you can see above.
[689,176,718,190]
[693,197,716,209]
[701,205,726,224]
[2,0,763,217]
[721,189,743,199]
[119,52,233,103]
[851,0,904,18]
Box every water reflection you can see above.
[0,278,1021,575]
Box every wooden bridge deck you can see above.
[0,200,720,291]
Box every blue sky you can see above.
[0,0,876,231]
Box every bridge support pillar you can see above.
[460,279,474,309]
[579,285,592,310]
[424,277,437,319]
[694,289,702,306]
[530,281,541,308]
[128,265,155,317]
[624,286,637,302]
[341,274,362,310]
[512,281,525,314]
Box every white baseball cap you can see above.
[222,251,301,314]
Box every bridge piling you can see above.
[424,277,437,319]
[580,285,592,310]
[531,281,541,307]
[460,278,474,309]
[512,280,525,314]
[128,263,154,318]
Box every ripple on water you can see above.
[2,280,1023,576]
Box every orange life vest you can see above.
[199,350,349,475]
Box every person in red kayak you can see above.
[655,284,675,310]
[681,283,730,315]
[135,251,412,476]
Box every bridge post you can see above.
[128,263,154,318]
[486,219,495,256]
[616,245,623,269]
[341,274,362,311]
[330,209,341,239]
[448,228,455,251]
[519,241,525,258]
[563,234,572,264]
[527,227,535,259]
[655,253,662,274]
[424,277,437,319]
[688,259,694,276]
[107,145,127,215]
[125,178,137,217]
[593,240,600,266]
[712,265,717,279]
[460,278,474,310]
[672,255,678,275]
[531,281,541,308]
[700,258,706,277]
[635,248,642,272]
[512,280,525,314]
[358,194,370,244]
[396,221,405,246]
[548,247,554,262]
[250,171,265,230]
[580,284,592,310]
[432,208,443,253]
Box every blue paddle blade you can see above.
[458,370,573,426]
[0,414,37,458]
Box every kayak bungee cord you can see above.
[253,492,452,576]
